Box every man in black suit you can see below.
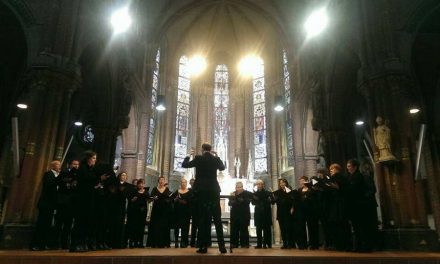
[346,159,377,252]
[182,143,227,254]
[31,160,61,250]
[55,159,79,249]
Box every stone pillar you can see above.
[359,73,438,250]
[92,126,120,166]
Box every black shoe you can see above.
[88,243,97,251]
[219,246,227,254]
[69,245,87,252]
[103,244,111,250]
[196,247,207,254]
[30,246,42,251]
[255,245,262,249]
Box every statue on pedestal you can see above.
[374,116,397,162]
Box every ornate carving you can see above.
[55,146,64,160]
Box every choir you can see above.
[31,153,377,253]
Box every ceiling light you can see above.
[17,103,28,109]
[111,7,132,34]
[238,55,263,77]
[304,7,328,38]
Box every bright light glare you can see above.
[304,7,328,38]
[238,55,263,77]
[111,7,132,34]
[17,104,28,109]
[274,105,284,112]
[74,121,83,127]
[188,55,207,77]
[156,104,166,111]
[355,120,364,126]
[409,108,420,114]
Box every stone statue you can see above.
[216,134,227,167]
[234,156,241,178]
[374,116,397,162]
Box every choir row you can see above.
[31,151,377,253]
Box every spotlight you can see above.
[188,55,206,77]
[409,107,420,114]
[111,7,132,34]
[17,103,28,109]
[355,120,364,126]
[274,96,284,112]
[238,55,263,77]
[156,95,166,111]
[304,7,328,38]
[74,121,83,127]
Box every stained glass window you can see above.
[283,49,294,166]
[213,65,229,170]
[253,58,267,173]
[174,56,191,171]
[147,48,160,166]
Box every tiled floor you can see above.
[0,248,439,264]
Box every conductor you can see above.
[182,143,227,254]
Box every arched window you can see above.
[174,55,191,171]
[283,49,295,166]
[146,48,160,166]
[253,58,267,173]
[213,64,229,168]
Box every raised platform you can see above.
[0,247,439,264]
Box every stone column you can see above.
[359,73,438,250]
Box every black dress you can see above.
[173,189,193,248]
[251,189,273,248]
[273,188,294,248]
[229,190,252,248]
[147,187,173,248]
[128,188,149,247]
[297,186,320,249]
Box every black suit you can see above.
[347,170,377,252]
[32,170,59,249]
[182,152,225,250]
[55,168,78,248]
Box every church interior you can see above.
[0,0,440,261]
